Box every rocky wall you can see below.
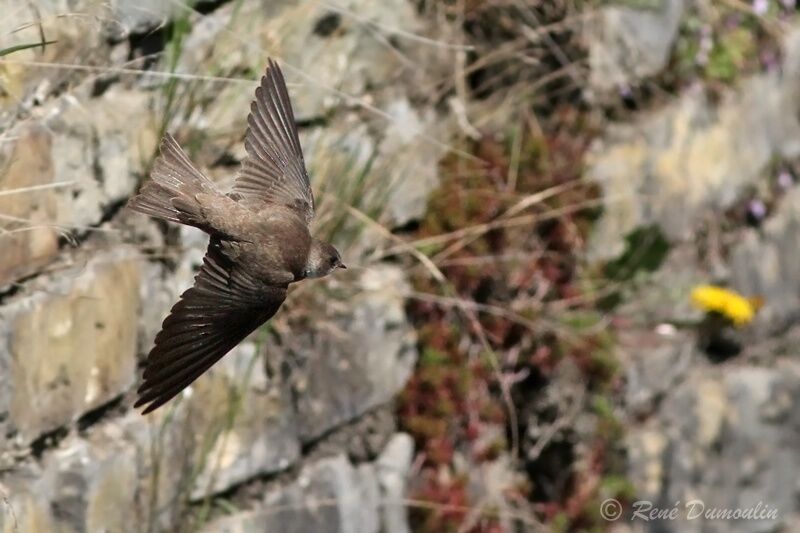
[589,3,800,531]
[0,1,458,531]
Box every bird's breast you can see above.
[244,212,311,280]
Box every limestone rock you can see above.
[588,65,800,259]
[0,250,141,445]
[0,465,56,533]
[105,410,201,530]
[204,434,414,533]
[46,87,157,230]
[376,433,414,533]
[588,0,686,92]
[202,455,379,533]
[286,265,417,443]
[627,363,800,531]
[49,434,139,532]
[731,187,800,329]
[170,0,450,228]
[0,428,138,533]
[0,399,294,532]
[302,106,444,230]
[378,99,446,226]
[0,124,59,286]
[0,87,156,286]
[0,2,430,532]
[1,409,191,532]
[176,0,425,116]
[0,1,111,115]
[109,0,194,36]
[184,362,301,500]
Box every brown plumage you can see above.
[128,59,345,414]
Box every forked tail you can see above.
[128,133,218,228]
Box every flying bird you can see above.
[128,59,346,414]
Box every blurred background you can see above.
[1,0,799,531]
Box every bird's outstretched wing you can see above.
[231,58,314,226]
[135,239,286,414]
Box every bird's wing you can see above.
[231,58,314,226]
[135,239,286,414]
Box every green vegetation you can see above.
[0,40,56,58]
[671,1,785,88]
[394,1,797,530]
[396,109,624,530]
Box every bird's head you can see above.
[304,240,346,279]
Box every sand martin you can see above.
[129,59,345,414]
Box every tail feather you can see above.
[127,181,183,223]
[128,133,218,228]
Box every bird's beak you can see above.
[339,264,347,269]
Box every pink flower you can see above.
[753,0,769,15]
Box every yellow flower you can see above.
[690,285,761,327]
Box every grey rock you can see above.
[48,433,139,532]
[204,435,415,533]
[286,265,417,443]
[0,1,112,118]
[0,124,59,286]
[207,455,379,533]
[171,0,450,228]
[45,87,157,230]
[302,106,443,229]
[588,27,800,259]
[731,187,800,330]
[627,363,800,532]
[0,249,141,446]
[378,99,445,226]
[174,0,424,117]
[613,246,714,413]
[622,329,695,415]
[588,68,800,259]
[1,397,296,532]
[0,0,186,48]
[0,464,56,533]
[1,86,156,286]
[185,372,301,500]
[305,407,397,464]
[0,425,139,533]
[376,433,414,533]
[590,29,800,532]
[299,118,379,231]
[588,0,686,92]
[0,2,434,531]
[109,0,192,36]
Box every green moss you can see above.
[420,347,449,367]
[706,28,757,83]
[600,474,636,501]
[605,225,670,282]
[670,3,782,90]
[549,512,570,533]
[591,395,616,424]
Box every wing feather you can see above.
[135,239,286,414]
[231,58,314,225]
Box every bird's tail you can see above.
[128,133,218,228]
